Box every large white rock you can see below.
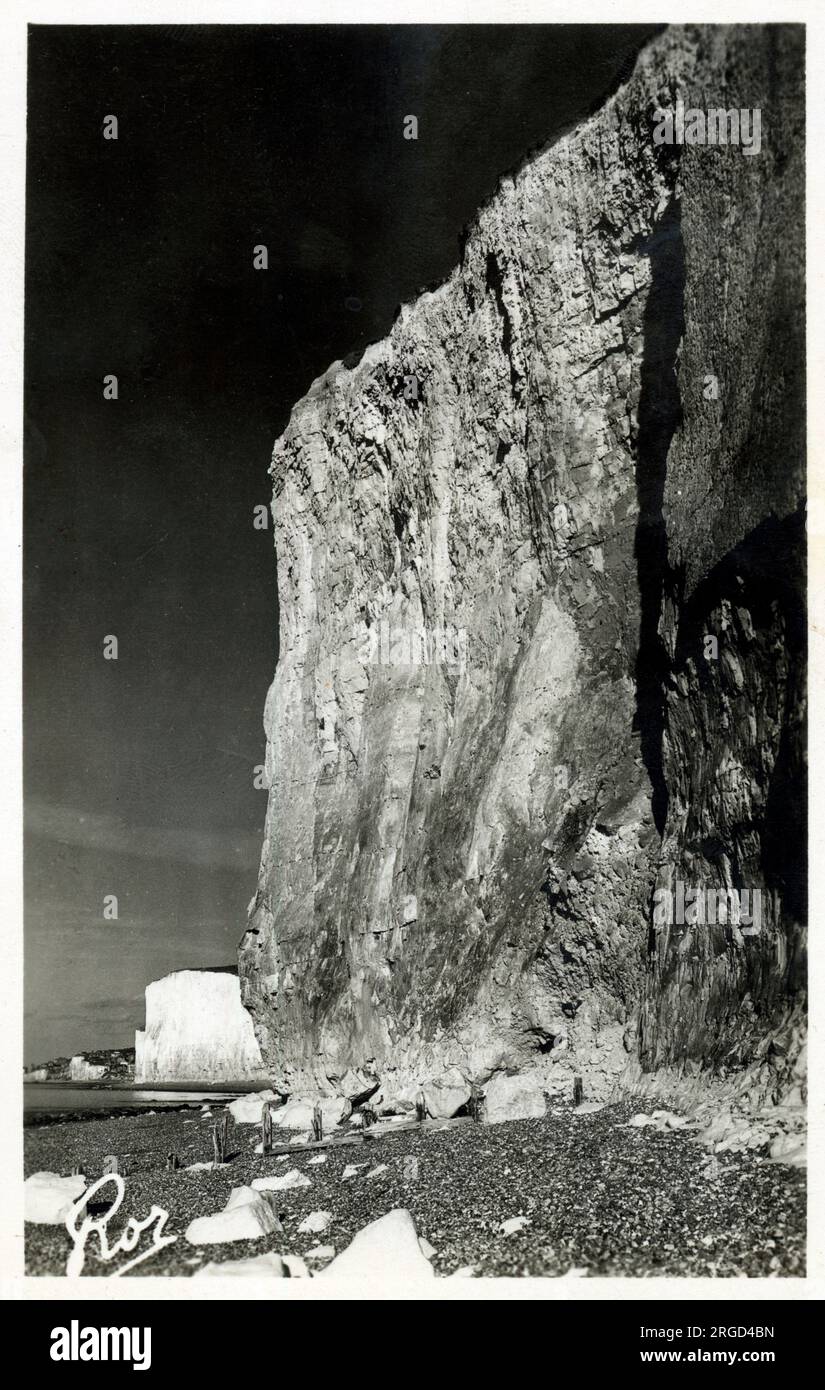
[484,1072,547,1124]
[270,1096,351,1131]
[134,970,269,1083]
[319,1209,435,1280]
[184,1187,283,1244]
[25,1171,87,1225]
[422,1069,471,1119]
[227,1090,276,1124]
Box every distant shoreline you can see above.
[24,1079,265,1093]
[23,1080,267,1128]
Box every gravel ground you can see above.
[24,1100,805,1278]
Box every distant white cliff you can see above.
[69,1055,107,1081]
[134,970,269,1083]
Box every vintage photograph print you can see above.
[22,20,805,1285]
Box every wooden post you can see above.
[312,1103,323,1143]
[415,1091,426,1123]
[212,1112,229,1165]
[361,1104,376,1129]
[262,1100,273,1156]
[166,1151,180,1172]
[573,1076,584,1107]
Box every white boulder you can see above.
[422,1068,471,1119]
[500,1215,530,1236]
[184,1187,283,1244]
[271,1096,352,1131]
[484,1073,547,1124]
[319,1209,434,1280]
[227,1090,277,1124]
[25,1171,87,1225]
[298,1210,332,1234]
[342,1163,367,1180]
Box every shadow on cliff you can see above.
[633,195,685,836]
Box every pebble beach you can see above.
[24,1100,805,1279]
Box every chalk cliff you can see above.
[135,970,269,1083]
[239,25,805,1104]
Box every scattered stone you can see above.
[307,1153,327,1165]
[24,1172,86,1225]
[252,1169,311,1192]
[627,1110,689,1132]
[484,1073,547,1124]
[185,1187,283,1245]
[418,1237,437,1259]
[298,1210,332,1234]
[226,1090,276,1125]
[574,1101,605,1115]
[366,1164,388,1179]
[342,1163,368,1180]
[652,1109,691,1130]
[450,1265,478,1277]
[500,1215,530,1236]
[403,1156,419,1183]
[283,1254,310,1277]
[319,1209,435,1279]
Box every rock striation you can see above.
[135,970,269,1083]
[239,25,805,1108]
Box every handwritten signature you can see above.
[64,1173,177,1277]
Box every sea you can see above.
[23,1081,260,1126]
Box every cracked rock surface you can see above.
[239,25,805,1108]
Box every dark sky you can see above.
[24,22,661,1062]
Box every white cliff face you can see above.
[69,1056,107,1082]
[240,24,805,1103]
[134,971,269,1083]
